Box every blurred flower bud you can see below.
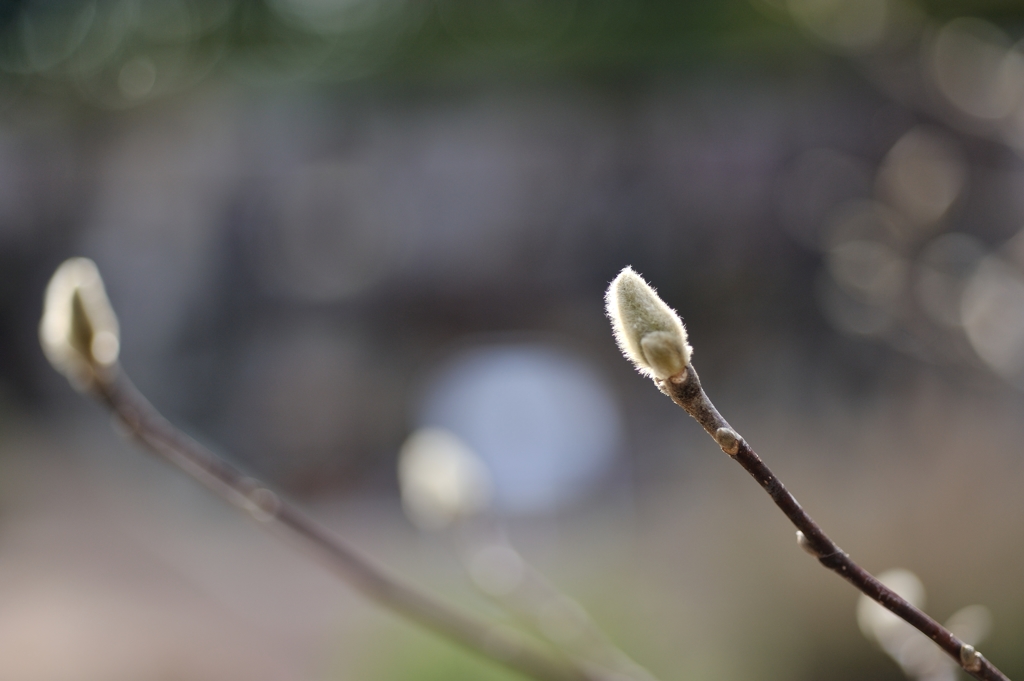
[856,568,951,680]
[606,267,692,379]
[857,568,925,645]
[857,570,993,680]
[398,428,492,530]
[945,604,992,647]
[39,258,121,389]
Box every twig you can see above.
[40,257,614,681]
[605,266,1010,681]
[659,364,1009,681]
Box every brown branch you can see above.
[89,370,601,681]
[659,364,1009,681]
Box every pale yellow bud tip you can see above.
[398,428,492,530]
[606,267,692,379]
[39,257,120,388]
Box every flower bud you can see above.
[856,568,924,645]
[39,258,120,388]
[606,267,692,379]
[398,428,492,530]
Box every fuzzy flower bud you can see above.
[39,257,120,388]
[605,267,692,379]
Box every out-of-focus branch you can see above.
[93,374,595,681]
[39,257,604,681]
[452,525,657,681]
[396,427,658,681]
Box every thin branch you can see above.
[89,370,602,681]
[658,365,1010,681]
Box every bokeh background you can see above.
[2,0,1024,679]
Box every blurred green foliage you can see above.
[2,0,1023,106]
[352,621,529,681]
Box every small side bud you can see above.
[796,531,819,556]
[39,258,120,389]
[605,267,692,380]
[960,644,983,672]
[237,478,281,522]
[714,427,740,455]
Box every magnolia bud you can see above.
[39,258,120,389]
[606,267,692,379]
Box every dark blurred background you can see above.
[2,0,1024,679]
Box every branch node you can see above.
[795,531,819,556]
[714,427,741,455]
[238,477,282,522]
[654,367,688,394]
[961,644,984,673]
